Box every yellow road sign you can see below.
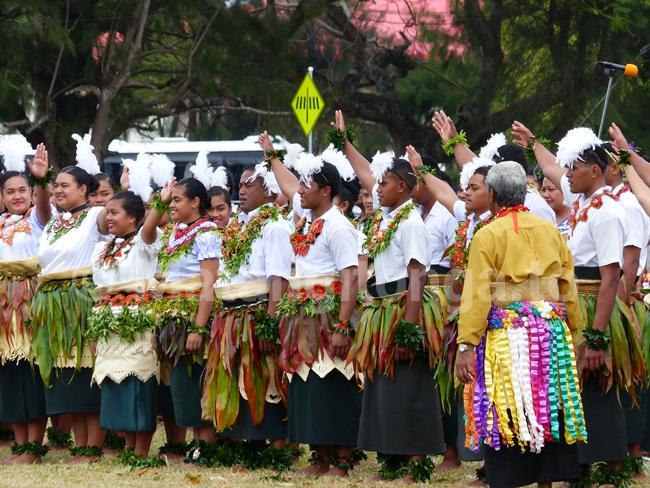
[291,74,324,136]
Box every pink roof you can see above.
[350,0,464,59]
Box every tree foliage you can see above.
[1,0,650,166]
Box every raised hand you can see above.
[333,109,346,132]
[26,143,49,179]
[431,110,458,142]
[608,122,629,152]
[120,165,130,191]
[511,121,534,148]
[405,145,423,171]
[160,177,176,203]
[258,131,274,153]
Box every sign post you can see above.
[291,66,324,154]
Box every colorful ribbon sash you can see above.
[464,300,587,453]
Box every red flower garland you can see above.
[290,218,324,257]
[567,191,618,232]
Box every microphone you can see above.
[596,61,639,77]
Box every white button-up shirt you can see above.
[292,200,359,277]
[219,206,293,285]
[568,186,626,267]
[612,183,650,275]
[525,190,556,224]
[374,199,431,284]
[452,200,492,244]
[422,201,456,267]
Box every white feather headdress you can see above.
[478,132,507,160]
[320,144,355,182]
[248,162,280,196]
[293,153,324,187]
[459,156,495,191]
[211,166,229,191]
[71,134,100,175]
[189,150,213,189]
[556,127,603,168]
[279,138,305,170]
[370,150,395,182]
[148,154,175,188]
[123,152,153,202]
[0,143,26,173]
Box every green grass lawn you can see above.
[0,429,648,487]
[0,428,486,488]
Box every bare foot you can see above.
[400,474,416,484]
[1,454,19,464]
[11,454,42,464]
[468,479,488,486]
[296,463,329,476]
[321,466,348,478]
[437,458,461,472]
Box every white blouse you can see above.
[39,206,104,275]
[0,207,47,261]
[91,228,162,286]
[164,224,221,282]
[423,201,456,268]
[218,207,292,285]
[373,199,431,284]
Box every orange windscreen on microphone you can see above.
[624,64,639,77]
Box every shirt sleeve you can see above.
[327,221,359,271]
[263,221,293,280]
[135,227,163,258]
[590,207,625,267]
[525,192,556,224]
[398,216,431,269]
[195,231,221,261]
[621,199,647,249]
[28,205,51,230]
[457,230,496,346]
[453,200,468,223]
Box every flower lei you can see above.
[447,215,493,276]
[363,203,415,259]
[567,191,618,232]
[494,204,529,233]
[45,209,89,245]
[0,210,31,246]
[159,218,218,271]
[219,205,280,279]
[95,233,136,270]
[276,281,343,318]
[290,217,324,257]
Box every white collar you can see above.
[383,199,414,219]
[579,185,611,206]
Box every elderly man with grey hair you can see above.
[455,161,587,488]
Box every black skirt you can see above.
[288,370,361,446]
[484,439,580,487]
[621,387,646,445]
[220,395,287,441]
[157,382,175,417]
[357,355,445,456]
[45,367,101,415]
[100,376,157,432]
[169,356,210,428]
[0,360,46,422]
[577,378,628,464]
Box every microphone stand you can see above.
[597,66,617,138]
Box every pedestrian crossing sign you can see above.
[291,74,324,136]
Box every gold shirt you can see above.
[457,211,582,346]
